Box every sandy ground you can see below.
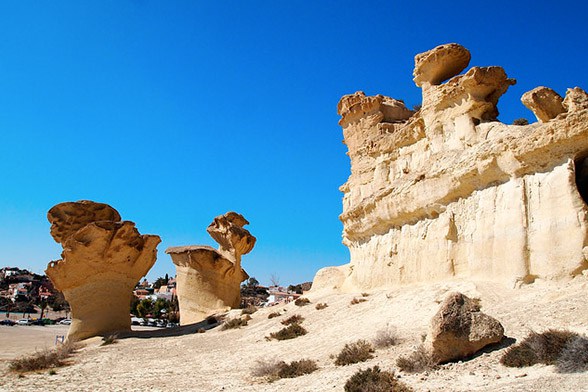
[2,277,588,391]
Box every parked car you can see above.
[17,318,32,325]
[0,319,15,326]
[58,319,72,325]
[166,322,179,328]
[131,317,142,326]
[155,319,167,328]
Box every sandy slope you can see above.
[2,276,588,392]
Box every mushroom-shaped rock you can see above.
[425,292,504,364]
[522,86,565,123]
[413,43,471,87]
[563,87,588,112]
[337,91,413,128]
[45,201,160,341]
[166,212,255,325]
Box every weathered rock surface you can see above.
[413,43,471,87]
[426,292,504,363]
[45,201,160,341]
[313,43,588,292]
[166,212,255,325]
[521,86,565,122]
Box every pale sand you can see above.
[2,277,588,391]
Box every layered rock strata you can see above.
[45,201,160,341]
[314,43,588,291]
[166,212,255,325]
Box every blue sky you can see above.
[1,1,587,285]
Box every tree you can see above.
[244,277,259,288]
[269,273,280,286]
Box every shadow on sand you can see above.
[115,317,224,340]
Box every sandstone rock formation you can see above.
[166,212,255,325]
[521,86,565,122]
[314,43,588,292]
[426,292,504,364]
[45,201,160,341]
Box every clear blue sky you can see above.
[1,1,587,285]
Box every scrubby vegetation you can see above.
[221,318,248,330]
[350,298,367,305]
[315,302,328,310]
[241,305,258,315]
[269,323,308,340]
[344,366,414,392]
[372,327,400,348]
[512,118,529,125]
[335,340,375,366]
[268,311,281,319]
[501,329,588,372]
[294,297,311,306]
[281,314,304,326]
[396,345,435,373]
[9,341,80,373]
[101,334,118,346]
[252,358,318,381]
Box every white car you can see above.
[16,318,32,325]
[58,319,72,325]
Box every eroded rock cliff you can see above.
[314,43,588,291]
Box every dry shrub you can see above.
[557,335,588,373]
[512,118,529,126]
[277,359,318,378]
[335,340,375,366]
[344,366,414,392]
[396,345,435,373]
[373,327,400,349]
[268,312,281,319]
[350,298,367,305]
[221,318,248,330]
[315,303,328,310]
[281,314,304,326]
[501,329,586,369]
[269,323,307,341]
[197,328,206,333]
[101,334,118,346]
[241,305,258,315]
[251,358,318,381]
[361,292,370,297]
[9,341,80,373]
[294,297,311,306]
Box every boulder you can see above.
[521,86,565,122]
[413,43,471,87]
[45,201,160,341]
[426,292,504,363]
[166,212,255,325]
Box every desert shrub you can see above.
[221,318,248,330]
[335,340,375,366]
[48,369,57,375]
[101,334,118,346]
[197,328,206,333]
[9,341,79,373]
[373,327,400,348]
[344,366,414,392]
[557,335,588,373]
[294,297,311,306]
[269,323,308,340]
[501,329,582,368]
[315,302,328,310]
[277,359,318,378]
[251,358,318,381]
[361,292,370,297]
[268,312,281,319]
[241,305,257,315]
[396,345,435,373]
[350,298,367,305]
[512,118,529,126]
[281,314,304,326]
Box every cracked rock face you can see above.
[166,212,255,325]
[313,43,588,292]
[45,201,160,341]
